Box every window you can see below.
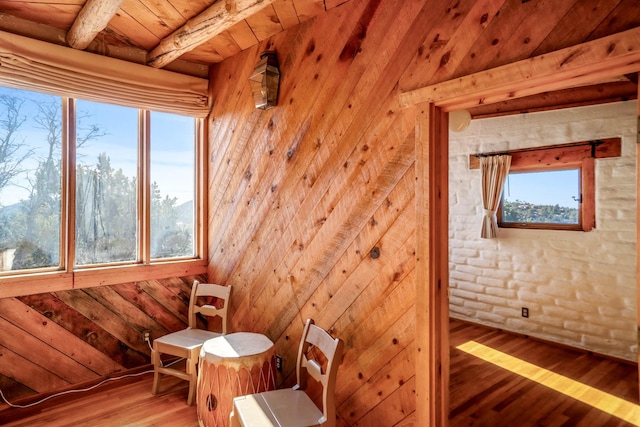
[0,89,62,271]
[0,86,203,276]
[76,100,139,265]
[499,168,583,230]
[150,111,195,259]
[477,138,623,232]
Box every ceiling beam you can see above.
[468,80,638,119]
[66,0,125,50]
[147,0,277,69]
[399,26,640,111]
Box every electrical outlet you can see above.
[521,307,529,318]
[275,355,283,372]
[143,330,151,343]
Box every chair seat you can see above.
[155,328,222,351]
[233,389,325,427]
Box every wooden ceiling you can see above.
[0,0,350,78]
[0,0,636,109]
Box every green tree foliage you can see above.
[11,240,52,270]
[75,153,137,264]
[502,199,578,224]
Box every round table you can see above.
[197,332,276,427]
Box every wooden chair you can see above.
[229,318,344,427]
[151,280,231,406]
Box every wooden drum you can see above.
[197,332,276,427]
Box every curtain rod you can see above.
[473,139,606,158]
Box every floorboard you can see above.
[0,370,198,427]
[1,320,637,426]
[450,318,639,427]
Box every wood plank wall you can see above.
[0,0,637,425]
[206,0,640,425]
[0,275,205,404]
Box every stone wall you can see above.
[449,101,637,361]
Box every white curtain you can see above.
[480,155,511,239]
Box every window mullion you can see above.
[63,98,76,272]
[195,118,206,261]
[139,110,151,264]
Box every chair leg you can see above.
[186,354,198,406]
[151,346,161,395]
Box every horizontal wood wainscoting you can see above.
[0,274,206,403]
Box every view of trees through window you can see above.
[0,90,62,271]
[0,87,196,273]
[501,169,580,225]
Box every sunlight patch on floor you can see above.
[457,340,640,426]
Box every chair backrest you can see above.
[294,318,344,426]
[187,280,231,334]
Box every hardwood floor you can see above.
[450,318,639,427]
[0,370,198,427]
[1,320,637,426]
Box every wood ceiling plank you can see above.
[531,0,623,57]
[108,6,160,49]
[588,0,640,42]
[482,0,579,69]
[272,0,300,29]
[400,27,640,110]
[147,0,277,68]
[293,0,325,21]
[451,0,527,75]
[0,2,80,29]
[137,0,185,26]
[212,30,245,58]
[244,5,283,41]
[166,0,213,19]
[0,10,67,44]
[227,19,260,50]
[190,31,241,60]
[121,0,185,39]
[400,0,505,93]
[178,41,225,64]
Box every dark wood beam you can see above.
[468,81,637,119]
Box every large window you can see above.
[0,86,202,275]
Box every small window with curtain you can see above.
[470,138,622,233]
